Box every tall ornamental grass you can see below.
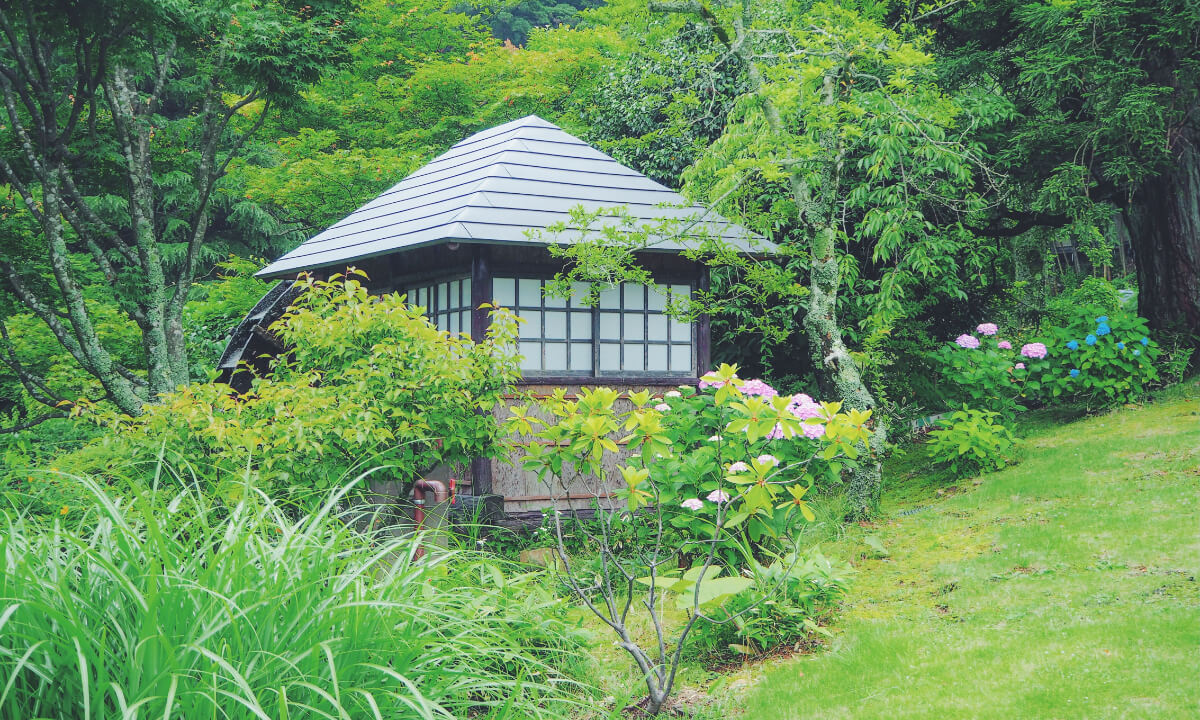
[0,473,584,719]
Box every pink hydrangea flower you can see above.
[681,498,704,511]
[997,340,1012,350]
[698,371,726,389]
[654,403,670,412]
[1014,362,1026,370]
[802,422,826,439]
[727,461,750,474]
[756,454,779,467]
[665,390,682,398]
[977,323,999,336]
[766,423,784,440]
[740,379,778,398]
[787,393,822,420]
[1020,342,1047,359]
[955,334,981,349]
[706,489,731,503]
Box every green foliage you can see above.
[460,0,604,46]
[684,2,997,331]
[0,472,584,719]
[67,271,521,507]
[1042,276,1122,327]
[932,326,1028,423]
[684,549,852,661]
[927,406,1015,476]
[182,256,273,381]
[508,364,874,564]
[1026,308,1162,406]
[576,21,747,187]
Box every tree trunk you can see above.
[804,227,886,518]
[1129,122,1200,354]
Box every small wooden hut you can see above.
[219,115,769,522]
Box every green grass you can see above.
[743,380,1200,719]
[0,471,585,719]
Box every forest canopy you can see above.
[1,0,1196,440]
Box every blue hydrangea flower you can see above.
[1097,323,1111,336]
[1085,334,1097,346]
[1096,316,1109,323]
[1117,342,1126,349]
[1140,336,1149,346]
[1134,349,1142,356]
[1069,368,1080,378]
[1066,340,1079,350]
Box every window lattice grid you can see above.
[493,277,693,376]
[405,277,472,336]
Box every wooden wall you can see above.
[486,382,687,519]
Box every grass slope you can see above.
[746,381,1200,719]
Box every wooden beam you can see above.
[250,324,286,353]
[503,492,616,503]
[696,263,711,375]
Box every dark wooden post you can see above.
[696,262,711,376]
[471,245,492,341]
[470,246,494,495]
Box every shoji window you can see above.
[493,277,593,374]
[405,277,472,336]
[492,277,693,376]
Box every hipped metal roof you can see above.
[256,115,772,279]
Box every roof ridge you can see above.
[256,116,770,279]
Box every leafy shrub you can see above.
[684,549,852,661]
[182,256,273,382]
[509,365,874,564]
[0,472,584,719]
[1024,307,1161,406]
[931,322,1029,422]
[69,271,521,508]
[927,406,1015,476]
[1043,276,1122,326]
[505,365,874,711]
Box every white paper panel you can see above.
[647,344,668,371]
[599,343,620,371]
[648,314,668,339]
[544,342,567,370]
[570,281,591,308]
[670,344,691,372]
[624,345,645,372]
[670,317,689,342]
[544,287,567,308]
[519,310,541,339]
[519,278,541,307]
[570,343,592,371]
[570,311,592,339]
[544,311,567,339]
[598,287,621,309]
[624,315,645,341]
[519,341,541,370]
[599,312,620,340]
[647,284,667,311]
[494,277,516,307]
[624,284,645,310]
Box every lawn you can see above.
[742,379,1200,719]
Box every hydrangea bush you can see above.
[1025,308,1161,405]
[934,323,1032,422]
[503,363,874,712]
[508,365,872,564]
[927,406,1015,475]
[935,310,1161,420]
